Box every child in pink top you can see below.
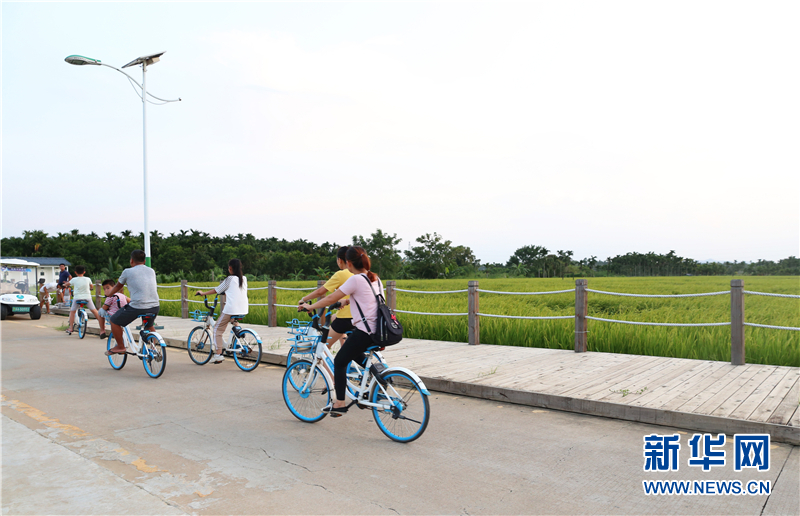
[100,279,130,338]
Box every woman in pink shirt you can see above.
[299,246,383,417]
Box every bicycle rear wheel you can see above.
[78,312,87,339]
[187,326,213,365]
[106,334,126,370]
[371,371,430,443]
[282,360,330,423]
[232,330,262,372]
[142,334,166,378]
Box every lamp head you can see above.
[122,52,166,69]
[65,55,101,66]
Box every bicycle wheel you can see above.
[371,371,430,443]
[282,360,330,423]
[232,330,262,372]
[142,334,167,379]
[187,326,213,365]
[78,311,88,339]
[286,356,313,391]
[106,334,127,370]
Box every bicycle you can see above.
[286,304,360,393]
[186,295,263,372]
[105,313,168,378]
[72,299,89,339]
[282,306,431,443]
[285,302,344,367]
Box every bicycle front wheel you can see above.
[232,330,262,372]
[187,326,213,365]
[371,371,430,443]
[282,360,330,423]
[78,312,88,339]
[142,334,167,379]
[107,334,127,370]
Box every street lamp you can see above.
[65,52,181,268]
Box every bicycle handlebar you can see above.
[197,294,219,316]
[297,301,342,331]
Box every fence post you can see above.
[316,280,326,303]
[468,280,480,345]
[731,279,745,365]
[94,282,102,309]
[268,280,277,327]
[386,281,397,311]
[575,279,588,352]
[180,280,188,319]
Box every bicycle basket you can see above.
[289,335,315,354]
[190,310,209,322]
[286,319,313,335]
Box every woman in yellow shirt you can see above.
[298,247,353,348]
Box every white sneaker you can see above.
[212,354,225,364]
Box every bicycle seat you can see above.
[366,345,385,352]
[75,300,89,305]
[139,313,158,325]
[230,315,245,322]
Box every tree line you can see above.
[2,229,797,282]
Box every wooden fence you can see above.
[93,279,798,366]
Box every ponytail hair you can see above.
[228,259,245,290]
[345,246,377,282]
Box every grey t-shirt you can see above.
[118,264,159,309]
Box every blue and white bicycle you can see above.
[74,299,90,339]
[282,305,431,443]
[186,295,263,372]
[106,313,168,379]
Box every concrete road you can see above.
[2,317,798,515]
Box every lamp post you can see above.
[65,53,180,268]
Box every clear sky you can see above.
[2,1,798,264]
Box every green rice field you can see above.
[154,276,799,367]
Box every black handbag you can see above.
[351,274,403,346]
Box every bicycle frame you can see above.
[299,339,431,412]
[198,296,261,352]
[106,316,165,357]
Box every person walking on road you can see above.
[56,264,71,304]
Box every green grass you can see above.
[155,276,799,367]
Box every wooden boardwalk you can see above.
[75,313,799,444]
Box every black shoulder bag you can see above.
[351,274,403,346]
